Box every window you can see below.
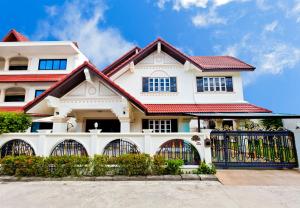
[9,57,28,70]
[4,87,25,102]
[38,59,67,70]
[197,77,233,92]
[142,119,178,132]
[31,122,53,133]
[142,77,177,92]
[35,90,45,98]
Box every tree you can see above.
[0,112,32,134]
[260,118,283,130]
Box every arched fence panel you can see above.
[103,139,139,157]
[0,139,35,158]
[50,139,88,156]
[157,139,200,165]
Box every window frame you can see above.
[148,120,172,133]
[197,76,233,92]
[148,77,173,92]
[38,59,67,70]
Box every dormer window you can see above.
[142,77,177,92]
[197,77,233,92]
[39,59,67,70]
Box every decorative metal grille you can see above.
[0,139,35,158]
[51,139,88,156]
[157,139,200,165]
[211,130,298,168]
[103,139,139,157]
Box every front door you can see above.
[85,119,120,132]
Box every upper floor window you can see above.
[142,119,178,133]
[9,57,28,70]
[142,77,177,92]
[38,59,67,70]
[4,87,25,102]
[35,90,45,98]
[196,77,233,92]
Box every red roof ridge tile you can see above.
[2,29,29,42]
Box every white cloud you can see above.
[221,33,300,84]
[192,7,226,27]
[264,20,278,32]
[173,0,208,10]
[157,0,170,9]
[213,0,234,7]
[45,5,58,16]
[34,0,133,68]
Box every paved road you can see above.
[1,180,300,208]
[216,169,300,186]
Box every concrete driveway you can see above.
[216,169,300,186]
[1,180,300,208]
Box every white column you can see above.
[4,58,9,71]
[292,129,300,168]
[0,89,4,102]
[119,117,131,133]
[52,117,68,133]
[143,129,153,155]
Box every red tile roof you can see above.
[145,103,271,114]
[2,29,29,42]
[103,38,255,76]
[189,56,255,71]
[0,106,23,112]
[0,74,67,82]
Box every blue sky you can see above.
[1,0,300,114]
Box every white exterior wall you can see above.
[0,82,55,106]
[111,51,245,104]
[0,132,212,165]
[0,41,88,107]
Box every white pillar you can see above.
[4,58,9,71]
[119,117,130,133]
[0,89,4,102]
[52,117,68,133]
[292,129,300,168]
[143,129,153,155]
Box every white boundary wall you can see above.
[0,132,212,165]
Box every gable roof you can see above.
[24,61,147,113]
[102,46,140,74]
[2,29,29,42]
[103,38,255,76]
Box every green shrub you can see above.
[151,155,165,175]
[0,156,45,177]
[196,161,216,175]
[116,154,151,176]
[92,155,111,176]
[0,113,32,134]
[165,159,184,175]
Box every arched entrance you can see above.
[50,139,88,156]
[103,139,139,157]
[157,139,200,165]
[0,139,35,158]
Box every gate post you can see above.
[291,129,300,168]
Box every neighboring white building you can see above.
[1,29,299,168]
[0,29,88,114]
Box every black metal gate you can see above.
[210,130,298,169]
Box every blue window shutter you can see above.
[142,77,149,92]
[197,77,203,92]
[31,122,40,133]
[171,119,178,132]
[226,77,233,92]
[170,77,177,92]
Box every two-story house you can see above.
[4,29,297,169]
